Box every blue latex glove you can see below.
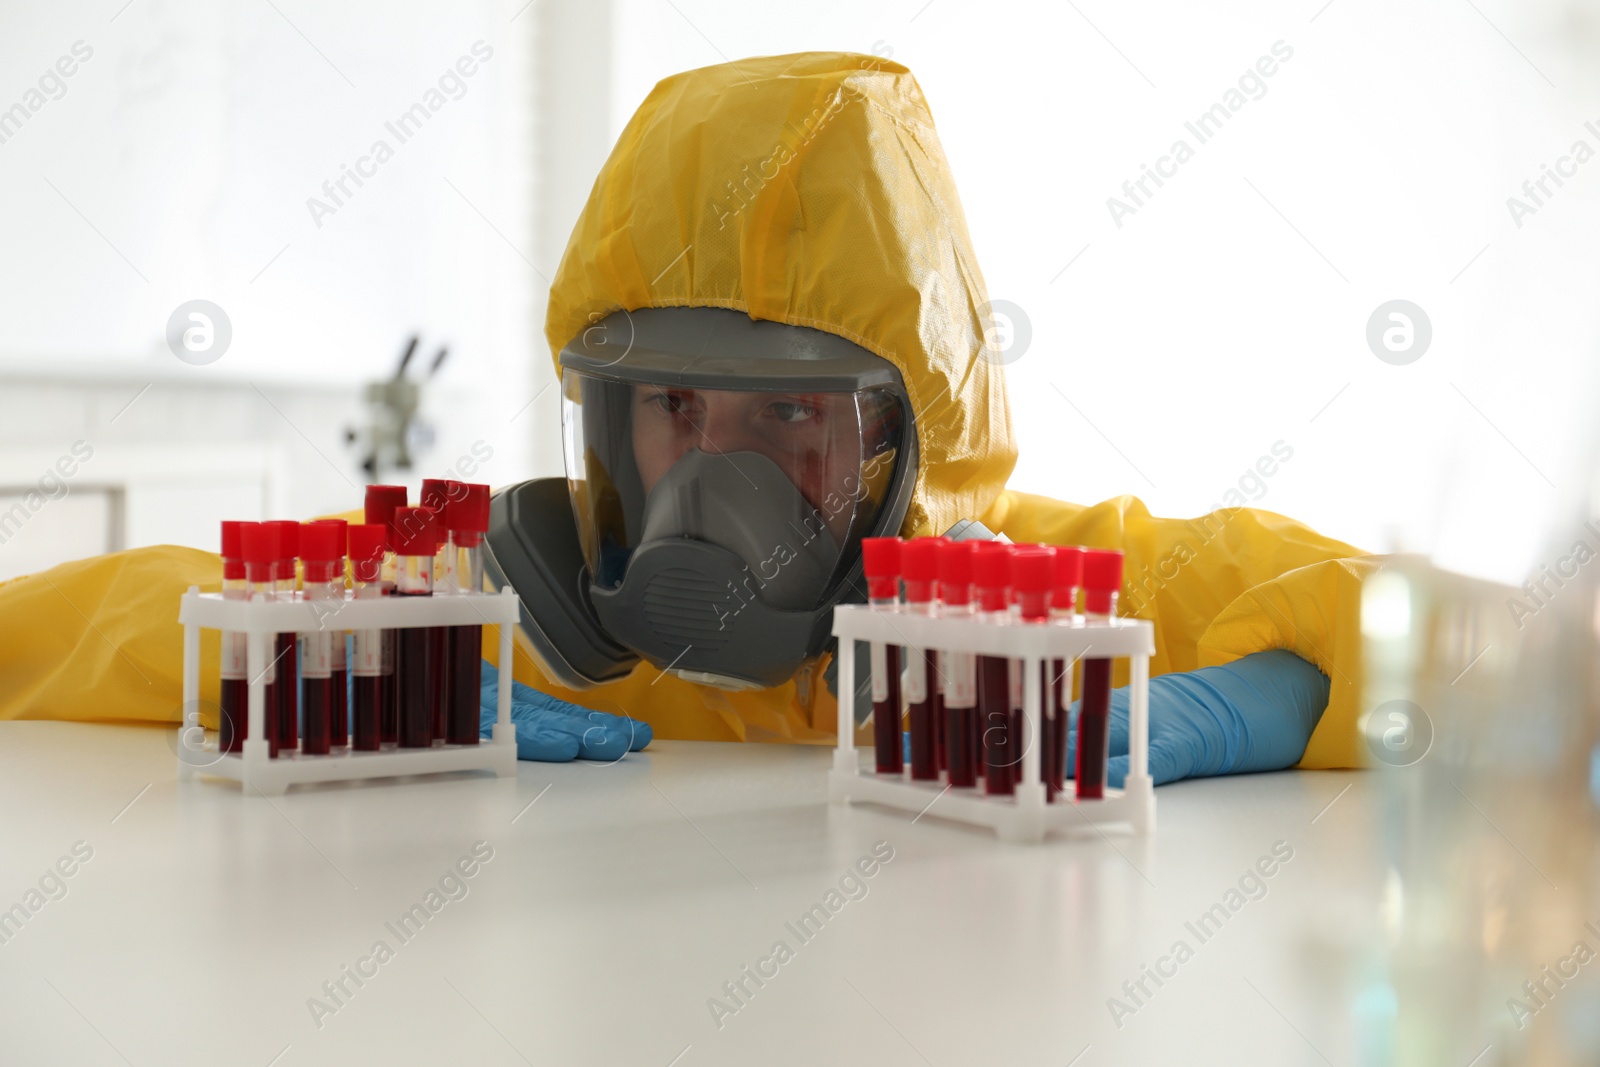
[1067,649,1329,787]
[479,661,653,763]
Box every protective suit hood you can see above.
[544,50,1017,539]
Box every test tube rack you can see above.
[177,585,519,795]
[828,604,1156,843]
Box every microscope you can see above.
[348,335,448,479]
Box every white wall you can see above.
[606,0,1600,585]
[0,0,540,559]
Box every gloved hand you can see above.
[1067,649,1329,787]
[479,661,653,763]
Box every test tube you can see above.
[900,538,943,781]
[218,521,248,754]
[930,548,950,774]
[859,537,903,775]
[297,523,343,755]
[938,540,979,788]
[445,482,489,745]
[1048,545,1084,801]
[307,519,350,747]
[266,519,302,753]
[392,506,437,748]
[421,479,452,743]
[364,485,408,745]
[974,542,1015,796]
[1076,548,1125,800]
[1011,546,1056,799]
[348,524,387,751]
[239,522,280,758]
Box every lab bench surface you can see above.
[0,721,1392,1066]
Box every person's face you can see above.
[632,386,866,538]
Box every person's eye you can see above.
[766,400,820,423]
[651,392,694,415]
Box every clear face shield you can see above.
[525,307,916,690]
[564,376,904,608]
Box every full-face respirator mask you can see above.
[483,307,917,691]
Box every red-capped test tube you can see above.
[365,485,408,744]
[347,524,387,751]
[392,506,437,748]
[307,519,350,747]
[219,521,249,753]
[297,523,343,755]
[974,542,1016,796]
[239,523,280,757]
[1048,545,1084,800]
[265,520,302,752]
[420,480,452,741]
[1011,547,1057,800]
[445,482,490,745]
[928,541,952,774]
[1076,549,1125,799]
[938,540,979,788]
[900,538,943,781]
[859,537,903,775]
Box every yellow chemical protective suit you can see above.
[0,52,1370,769]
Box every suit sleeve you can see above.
[0,545,222,725]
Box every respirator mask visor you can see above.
[550,307,915,690]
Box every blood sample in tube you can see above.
[219,521,248,754]
[421,480,452,743]
[348,524,387,752]
[307,519,350,747]
[266,520,302,752]
[239,523,280,758]
[974,542,1015,796]
[364,485,408,745]
[296,523,343,755]
[445,483,489,745]
[1010,546,1055,799]
[938,540,979,787]
[929,549,950,774]
[859,537,903,775]
[1076,549,1124,800]
[1047,545,1084,801]
[900,538,943,781]
[392,506,437,749]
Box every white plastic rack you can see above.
[828,604,1156,843]
[177,585,519,794]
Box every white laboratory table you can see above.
[0,722,1409,1066]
